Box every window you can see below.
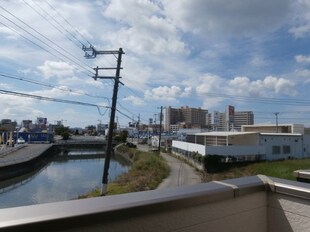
[272,146,281,155]
[283,145,291,154]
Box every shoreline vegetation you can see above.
[78,144,169,198]
[79,144,309,198]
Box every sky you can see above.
[1,0,310,128]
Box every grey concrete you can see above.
[0,144,52,167]
[157,152,201,189]
[136,145,201,189]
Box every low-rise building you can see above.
[172,130,309,161]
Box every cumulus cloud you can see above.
[102,0,186,55]
[123,95,145,106]
[163,0,291,37]
[37,61,75,79]
[181,74,297,109]
[144,86,183,101]
[228,76,296,96]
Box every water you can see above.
[0,148,130,209]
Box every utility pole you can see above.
[158,106,163,152]
[274,112,279,133]
[83,46,124,195]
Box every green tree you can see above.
[55,126,71,140]
[114,130,128,143]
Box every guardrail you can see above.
[0,175,309,231]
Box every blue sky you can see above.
[1,0,310,128]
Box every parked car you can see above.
[17,137,25,144]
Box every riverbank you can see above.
[79,144,169,198]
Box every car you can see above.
[17,138,26,144]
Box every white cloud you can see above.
[102,0,186,55]
[228,76,296,96]
[289,0,310,38]
[163,0,291,37]
[122,95,144,106]
[37,61,75,79]
[0,26,19,40]
[295,55,310,63]
[144,86,183,101]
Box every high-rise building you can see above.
[234,111,254,131]
[164,106,208,132]
[207,106,254,131]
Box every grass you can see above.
[204,158,310,182]
[79,145,169,198]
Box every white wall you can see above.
[172,140,206,155]
[260,135,303,160]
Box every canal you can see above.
[0,148,130,209]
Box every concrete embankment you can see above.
[0,144,57,181]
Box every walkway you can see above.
[137,145,201,189]
[157,152,201,189]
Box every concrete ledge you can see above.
[293,169,310,183]
[0,175,309,232]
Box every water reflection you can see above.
[0,148,129,209]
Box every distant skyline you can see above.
[1,0,310,128]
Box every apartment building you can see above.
[208,106,254,131]
[234,111,254,131]
[164,106,208,132]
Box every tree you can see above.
[114,130,128,143]
[55,125,71,140]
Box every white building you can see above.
[172,131,309,161]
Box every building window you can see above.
[283,145,291,154]
[272,146,281,155]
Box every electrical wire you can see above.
[24,0,84,48]
[0,12,94,76]
[0,20,93,78]
[45,0,92,46]
[0,89,109,116]
[0,72,111,102]
[0,4,94,72]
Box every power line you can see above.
[0,20,93,78]
[0,12,94,76]
[21,0,82,49]
[0,89,109,116]
[0,4,94,72]
[45,0,92,46]
[27,0,86,48]
[0,72,110,102]
[190,90,310,106]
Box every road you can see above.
[137,145,201,189]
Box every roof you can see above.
[190,131,258,137]
[242,123,304,127]
[189,132,303,137]
[260,133,302,136]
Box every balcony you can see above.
[0,175,309,232]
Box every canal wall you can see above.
[0,145,58,181]
[0,142,126,181]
